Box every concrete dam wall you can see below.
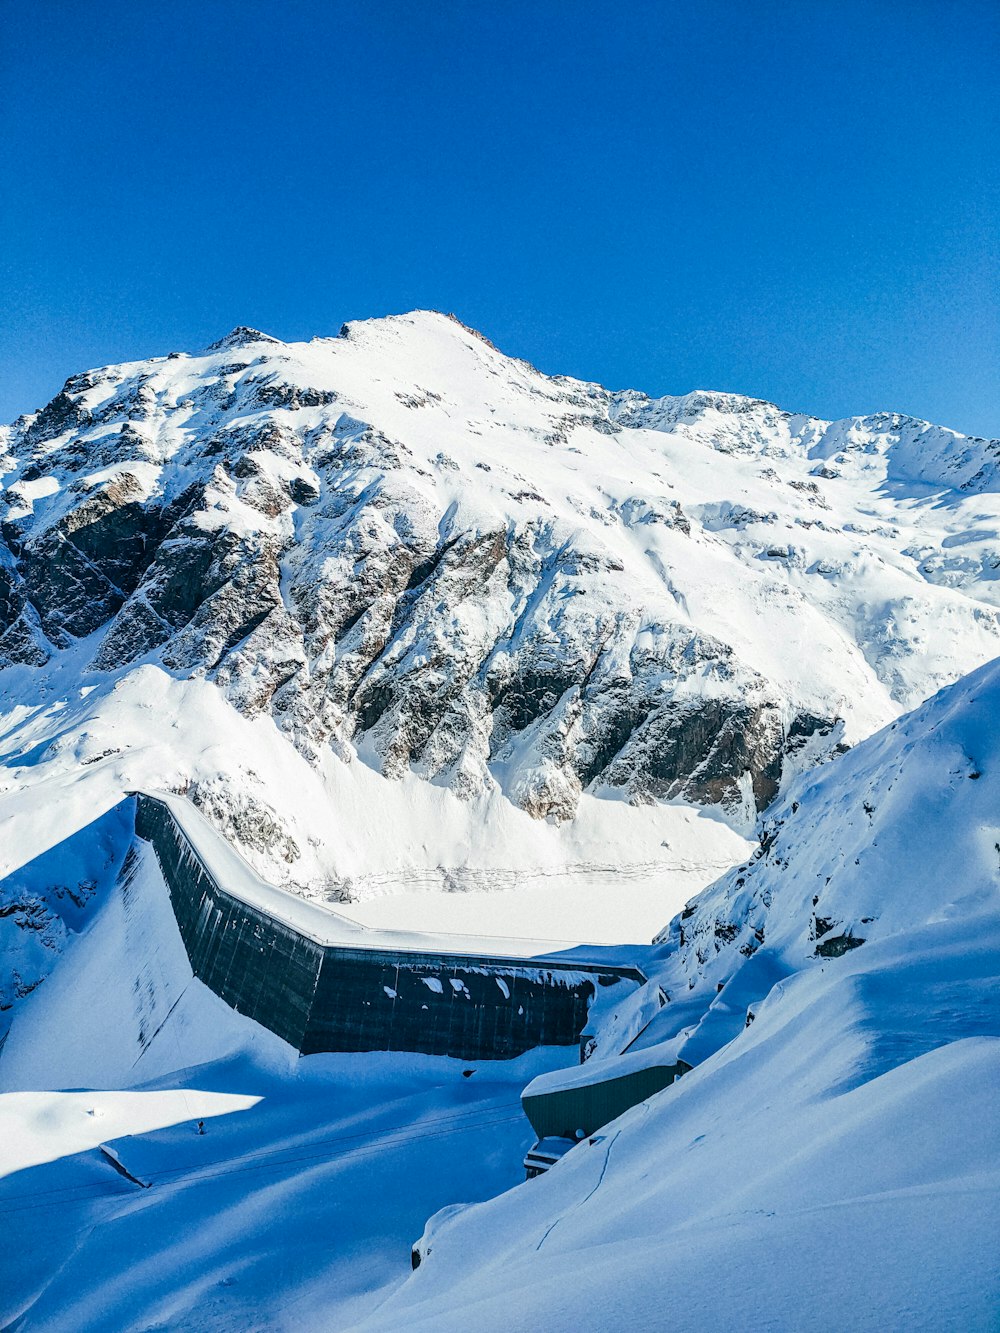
[133,794,645,1060]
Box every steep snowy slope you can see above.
[358,660,1000,1332]
[654,653,1000,1001]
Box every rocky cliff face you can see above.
[2,311,999,834]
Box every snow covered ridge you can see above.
[1,310,999,840]
[356,655,1000,1333]
[650,654,1000,1035]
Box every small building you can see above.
[520,975,690,1175]
[521,1056,691,1162]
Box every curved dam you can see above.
[132,793,646,1061]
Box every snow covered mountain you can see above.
[2,312,998,1326]
[2,309,1000,976]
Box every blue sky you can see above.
[2,1,997,435]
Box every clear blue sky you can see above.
[2,1,997,435]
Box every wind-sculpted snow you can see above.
[2,310,999,853]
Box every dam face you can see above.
[135,795,324,1049]
[303,948,598,1058]
[134,794,644,1060]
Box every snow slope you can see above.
[366,928,1000,1332]
[352,660,1000,1331]
[2,646,997,1331]
[0,835,570,1330]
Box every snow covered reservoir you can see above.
[132,792,645,1059]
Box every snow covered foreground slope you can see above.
[2,311,1000,919]
[0,831,576,1330]
[359,660,1000,1331]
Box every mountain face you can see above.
[1,311,999,850]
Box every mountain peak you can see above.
[206,326,281,352]
[333,309,522,361]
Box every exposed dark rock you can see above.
[248,379,339,411]
[60,474,170,594]
[207,327,280,351]
[0,608,51,668]
[188,779,301,864]
[603,698,783,813]
[24,388,93,447]
[815,932,865,958]
[0,562,24,633]
[21,529,126,643]
[91,597,171,671]
[289,475,320,506]
[489,664,580,742]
